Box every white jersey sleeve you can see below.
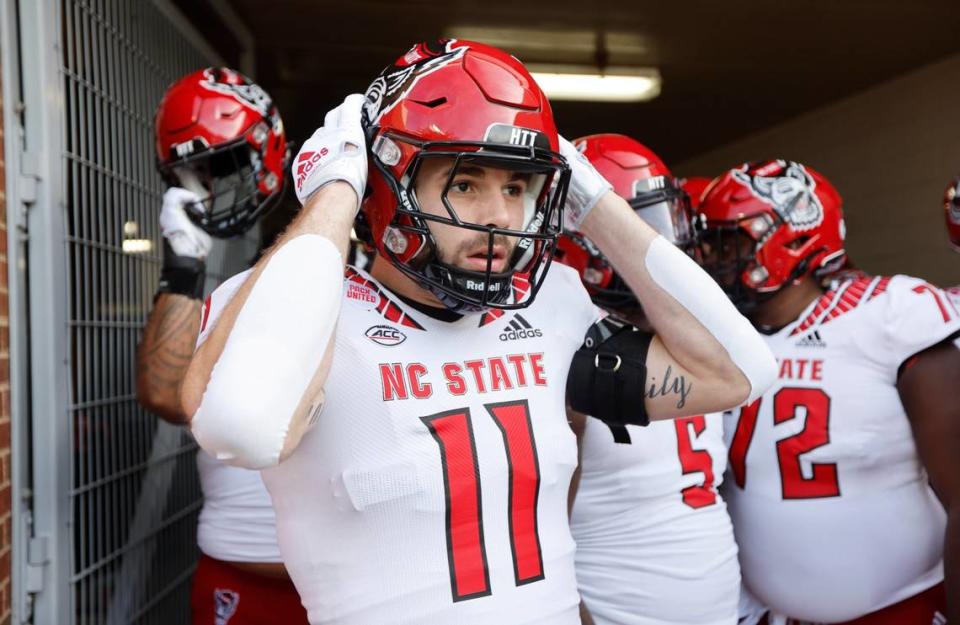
[851,275,960,375]
[191,268,282,563]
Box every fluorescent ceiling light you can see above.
[122,239,153,254]
[528,66,661,103]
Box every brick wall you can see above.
[0,46,12,625]
[676,52,960,288]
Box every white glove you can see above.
[558,135,613,230]
[159,187,211,260]
[293,93,368,211]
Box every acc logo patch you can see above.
[731,160,824,232]
[365,325,407,346]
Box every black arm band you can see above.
[566,316,653,426]
[156,239,206,300]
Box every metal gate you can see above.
[3,0,258,622]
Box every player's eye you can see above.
[450,180,473,194]
[503,183,526,198]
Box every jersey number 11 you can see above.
[422,399,544,602]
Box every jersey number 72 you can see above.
[728,387,840,499]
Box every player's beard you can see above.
[440,232,517,274]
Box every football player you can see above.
[698,160,960,624]
[136,68,305,624]
[181,40,777,625]
[557,134,740,625]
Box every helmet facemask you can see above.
[162,124,283,238]
[698,220,770,313]
[370,135,569,312]
[698,214,841,314]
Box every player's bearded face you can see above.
[700,227,756,289]
[414,158,529,273]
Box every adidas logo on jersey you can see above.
[499,314,543,341]
[795,329,826,347]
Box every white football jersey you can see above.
[250,264,600,625]
[723,275,960,623]
[571,413,739,625]
[195,272,283,563]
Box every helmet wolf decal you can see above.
[731,160,824,232]
[364,40,468,126]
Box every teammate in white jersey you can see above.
[557,134,739,625]
[698,160,960,624]
[181,40,777,625]
[137,68,307,624]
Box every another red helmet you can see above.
[697,160,846,311]
[555,133,694,310]
[680,176,713,211]
[361,39,569,312]
[944,176,960,252]
[154,67,289,237]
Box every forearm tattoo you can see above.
[645,365,692,410]
[136,294,202,420]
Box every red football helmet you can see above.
[680,176,713,211]
[555,133,694,310]
[154,67,289,237]
[945,176,960,252]
[697,160,846,311]
[361,39,569,312]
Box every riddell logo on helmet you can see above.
[499,315,543,341]
[366,325,407,347]
[296,149,329,191]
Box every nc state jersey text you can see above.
[379,353,548,401]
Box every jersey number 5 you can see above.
[422,399,544,602]
[728,387,840,499]
[606,417,717,510]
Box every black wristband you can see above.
[156,238,206,300]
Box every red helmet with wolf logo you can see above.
[154,67,289,237]
[360,39,570,312]
[697,160,846,310]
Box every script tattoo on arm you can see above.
[645,365,692,410]
[136,294,202,424]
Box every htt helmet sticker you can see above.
[731,160,824,231]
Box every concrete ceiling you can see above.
[176,0,960,168]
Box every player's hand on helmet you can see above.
[159,187,212,260]
[558,135,613,230]
[292,93,368,212]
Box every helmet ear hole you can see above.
[786,235,811,251]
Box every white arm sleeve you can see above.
[190,234,344,469]
[644,236,777,404]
